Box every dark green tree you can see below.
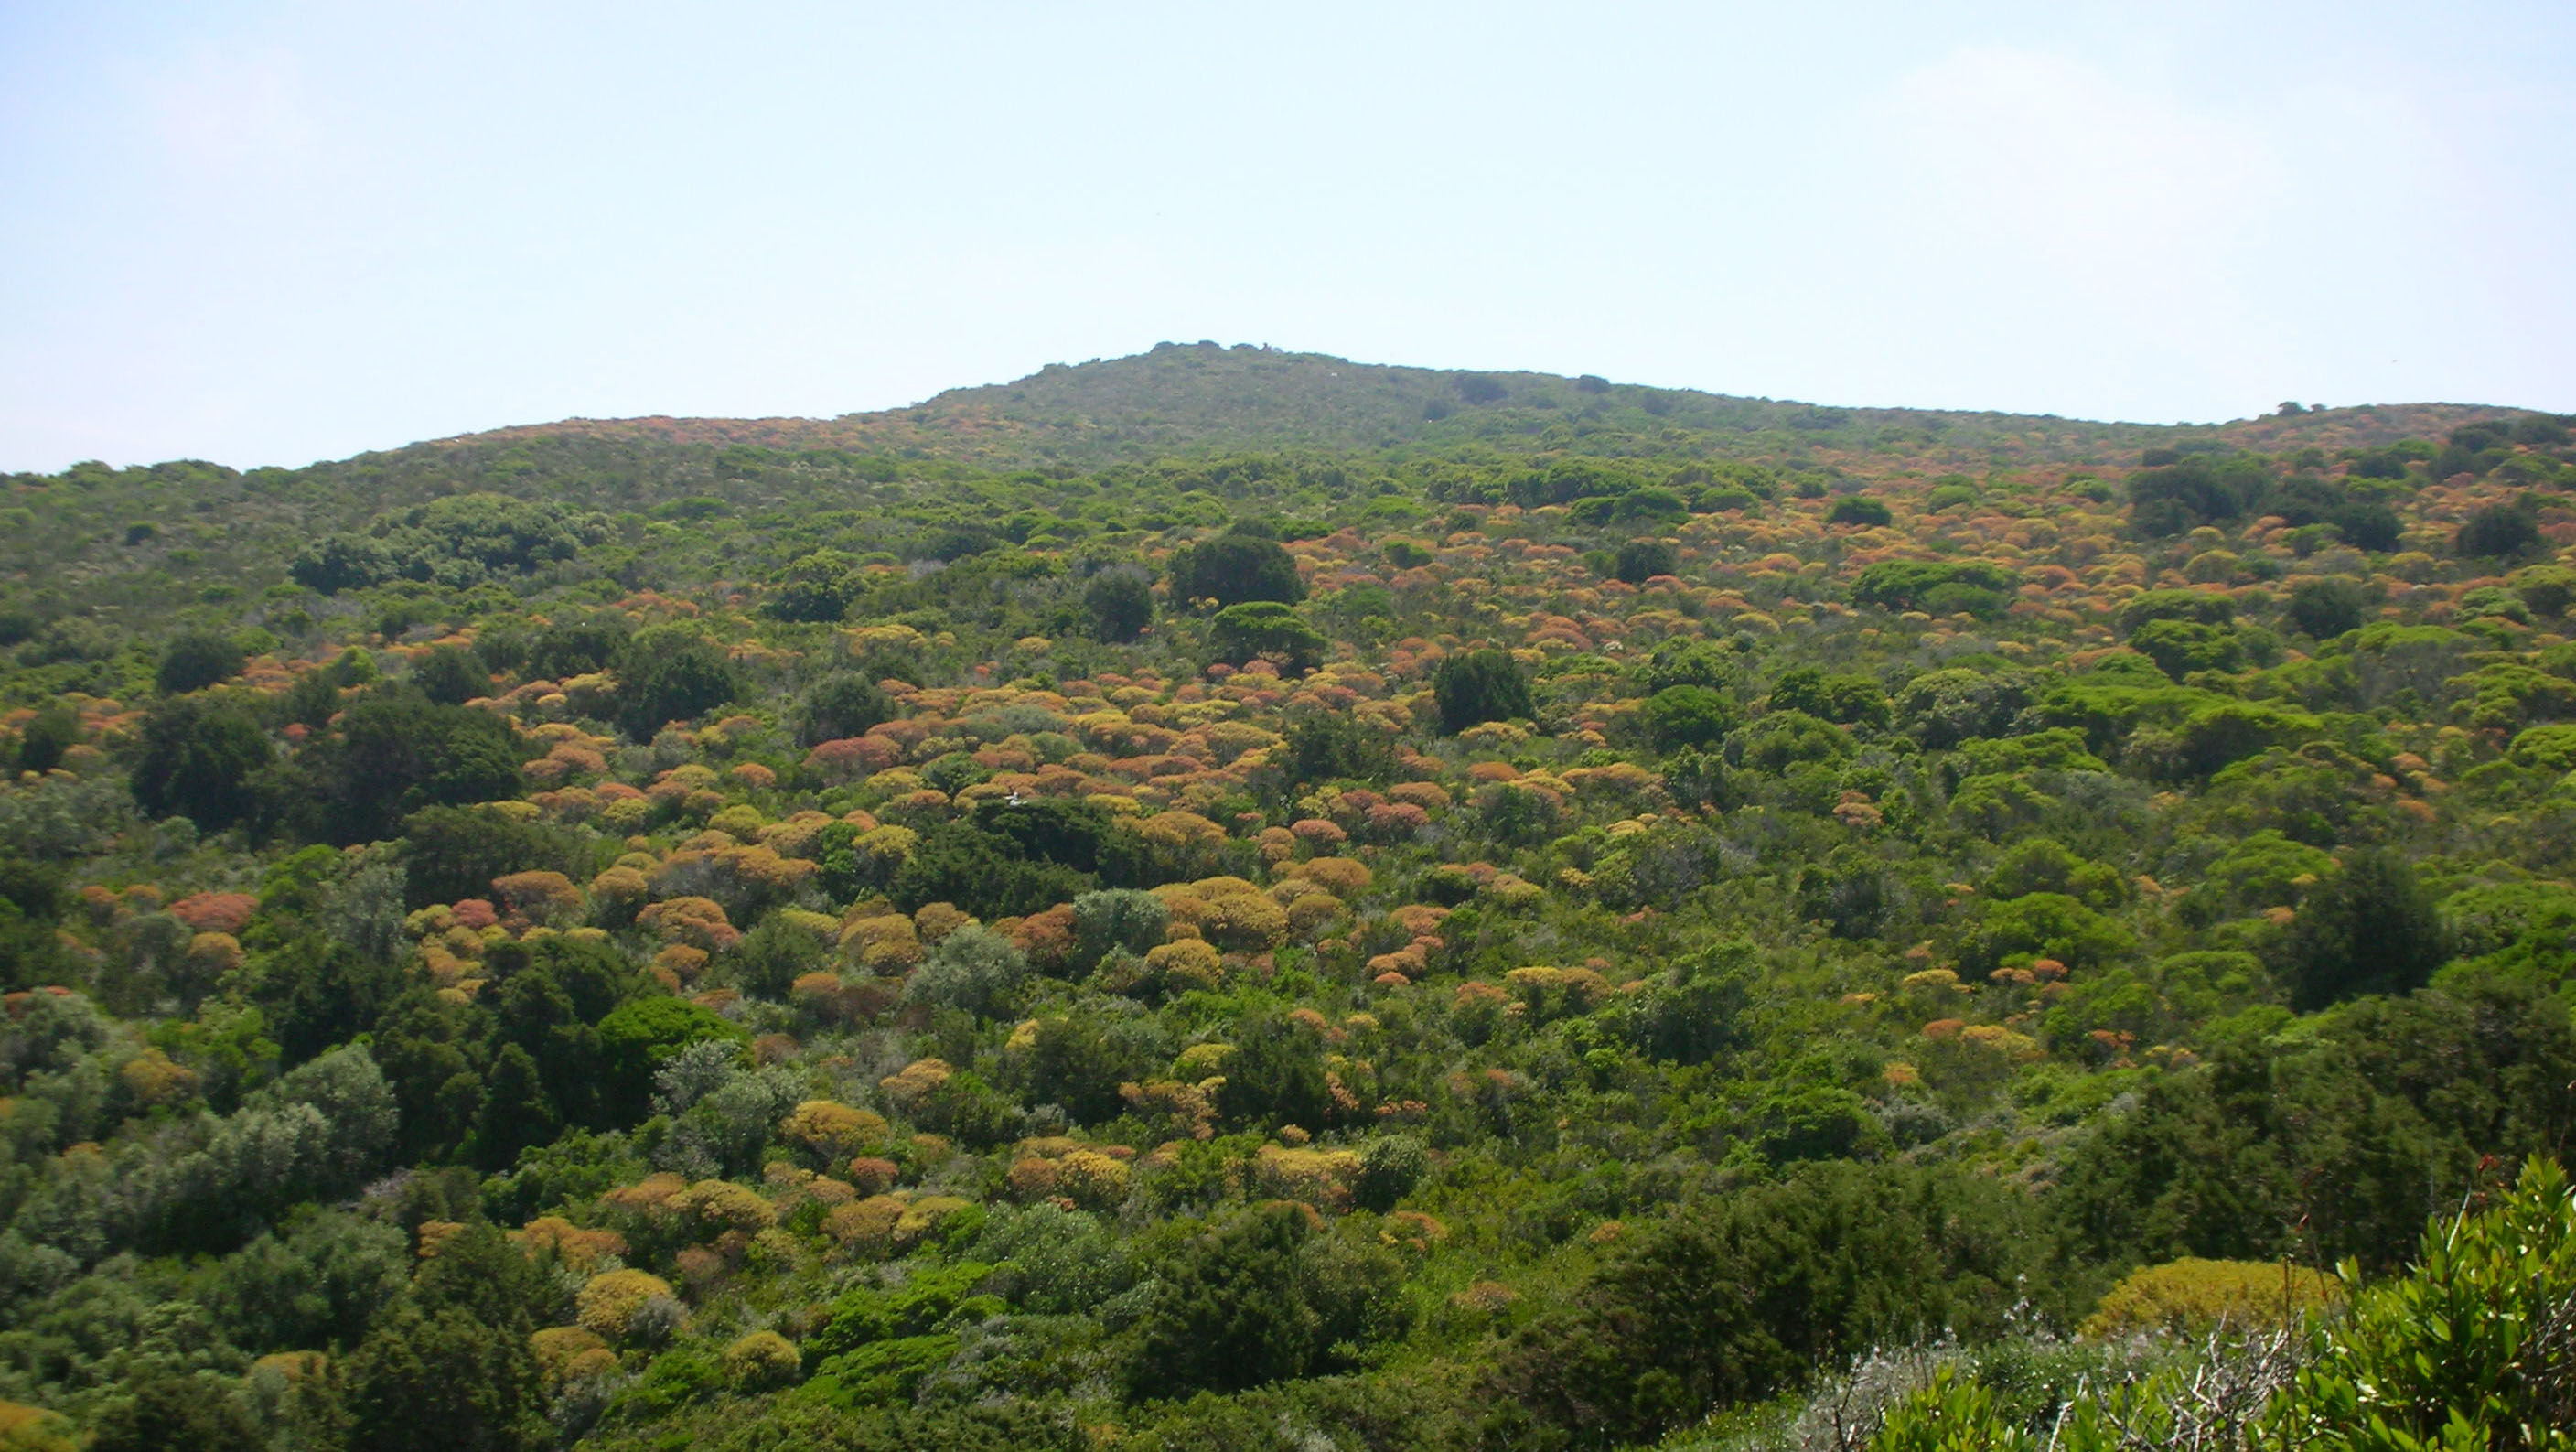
[469,1043,560,1172]
[341,1305,545,1452]
[276,666,343,730]
[156,629,246,694]
[0,856,62,925]
[767,549,866,623]
[1352,1135,1429,1212]
[798,671,896,748]
[2117,588,2234,634]
[1215,1013,1330,1130]
[613,625,740,738]
[2286,576,2368,638]
[726,912,826,998]
[889,820,1098,920]
[1621,943,1755,1065]
[1640,638,1738,694]
[2276,849,2451,1010]
[1481,1162,2038,1450]
[411,644,489,706]
[1825,495,1894,527]
[523,616,628,679]
[2456,500,2542,559]
[1003,1014,1140,1125]
[131,696,271,830]
[2127,453,2274,535]
[252,936,408,1067]
[1433,649,1533,735]
[1279,711,1396,790]
[1852,561,2017,617]
[416,1219,558,1329]
[88,1371,263,1452]
[1613,538,1679,585]
[1168,533,1304,608]
[207,1210,411,1354]
[14,704,77,775]
[399,804,586,909]
[1083,570,1154,641]
[1768,666,1889,727]
[1128,1202,1324,1398]
[284,688,523,844]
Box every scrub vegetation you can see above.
[0,344,2572,1448]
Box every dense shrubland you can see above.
[0,347,2571,1447]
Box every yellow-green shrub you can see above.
[721,1329,800,1388]
[576,1268,682,1340]
[2080,1256,2338,1337]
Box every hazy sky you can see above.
[4,2,2571,472]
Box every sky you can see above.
[2,1,2571,472]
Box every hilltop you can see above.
[450,341,2511,467]
[2,345,2534,633]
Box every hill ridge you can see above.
[428,341,2527,467]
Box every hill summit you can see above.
[450,340,2516,467]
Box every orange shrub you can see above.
[492,870,585,925]
[166,891,257,934]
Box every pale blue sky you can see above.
[3,2,2571,471]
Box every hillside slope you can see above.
[0,349,2571,1450]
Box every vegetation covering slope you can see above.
[0,345,2572,1449]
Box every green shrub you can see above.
[1638,684,1740,749]
[1208,602,1326,673]
[1853,561,2016,618]
[1828,495,1894,527]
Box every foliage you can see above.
[613,626,741,738]
[281,686,524,844]
[1084,570,1154,642]
[2273,849,2450,1010]
[797,672,896,748]
[2080,1257,2339,1336]
[1433,648,1533,734]
[1483,1162,2041,1449]
[2286,576,2368,639]
[156,629,246,694]
[1128,1201,1403,1400]
[2458,500,2544,559]
[0,349,2569,1451]
[130,696,272,830]
[1615,538,1680,584]
[1168,533,1304,608]
[1639,684,1741,749]
[1208,602,1326,673]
